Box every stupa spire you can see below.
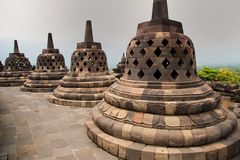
[121,53,126,60]
[84,20,94,43]
[152,0,169,20]
[47,33,54,49]
[14,40,20,53]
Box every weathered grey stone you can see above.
[86,0,240,159]
[0,40,32,86]
[0,87,118,160]
[48,20,115,107]
[126,143,145,160]
[113,53,126,78]
[20,33,68,92]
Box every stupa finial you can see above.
[14,40,20,53]
[47,33,54,49]
[84,20,94,43]
[152,0,169,20]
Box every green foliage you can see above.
[198,67,240,84]
[198,67,218,81]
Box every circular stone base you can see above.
[86,114,240,160]
[0,81,25,87]
[48,94,101,107]
[20,86,55,92]
[0,71,31,87]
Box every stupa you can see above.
[0,60,3,72]
[48,21,116,107]
[86,0,240,159]
[0,40,32,86]
[20,33,68,92]
[113,53,126,78]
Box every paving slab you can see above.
[0,87,117,160]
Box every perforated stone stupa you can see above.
[113,53,126,78]
[0,40,32,86]
[0,60,3,72]
[20,33,68,92]
[86,0,240,159]
[48,20,116,107]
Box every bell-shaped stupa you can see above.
[0,40,32,86]
[20,33,68,92]
[48,21,116,107]
[86,0,240,159]
[113,53,126,78]
[0,60,3,72]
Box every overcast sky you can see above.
[0,0,240,68]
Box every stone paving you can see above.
[0,87,117,160]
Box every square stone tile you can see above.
[51,139,68,149]
[73,148,95,160]
[54,146,72,158]
[36,144,53,159]
[0,87,120,160]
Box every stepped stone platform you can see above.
[207,81,240,102]
[0,40,32,86]
[20,33,68,92]
[86,0,240,159]
[48,20,115,107]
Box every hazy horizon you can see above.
[0,0,240,68]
